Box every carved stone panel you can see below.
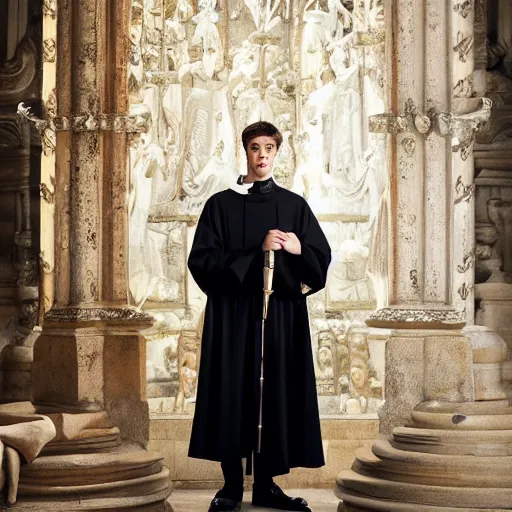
[128,0,389,417]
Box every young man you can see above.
[188,121,331,512]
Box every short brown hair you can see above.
[242,121,283,152]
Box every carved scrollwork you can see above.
[43,38,56,63]
[368,113,408,134]
[45,307,153,325]
[453,0,472,19]
[432,98,492,151]
[401,136,416,155]
[17,103,151,155]
[40,183,55,204]
[454,176,475,205]
[458,282,473,301]
[453,31,474,63]
[457,249,475,273]
[43,0,57,19]
[405,98,431,134]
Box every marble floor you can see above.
[169,489,340,512]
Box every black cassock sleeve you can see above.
[187,195,263,295]
[274,199,332,296]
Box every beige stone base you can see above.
[148,416,379,489]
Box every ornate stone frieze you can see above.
[369,99,431,135]
[18,103,151,135]
[368,113,408,134]
[45,307,153,325]
[39,182,54,204]
[371,98,492,145]
[366,307,465,329]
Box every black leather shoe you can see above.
[208,496,242,512]
[252,482,312,511]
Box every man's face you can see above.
[246,135,278,180]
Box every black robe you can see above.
[187,178,331,477]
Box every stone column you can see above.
[26,0,153,445]
[367,0,491,434]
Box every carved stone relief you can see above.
[128,0,388,416]
[0,0,42,400]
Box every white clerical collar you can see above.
[229,174,279,195]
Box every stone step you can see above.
[42,433,122,455]
[14,442,172,507]
[20,443,164,486]
[338,486,510,512]
[336,470,512,508]
[392,426,512,456]
[411,408,512,430]
[9,489,171,511]
[352,440,512,487]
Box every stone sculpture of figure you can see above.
[175,351,198,413]
[339,328,383,415]
[341,354,368,414]
[328,237,374,304]
[176,0,237,214]
[316,345,334,379]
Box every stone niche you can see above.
[127,0,389,430]
[474,0,512,396]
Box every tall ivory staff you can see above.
[257,249,274,453]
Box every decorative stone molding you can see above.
[366,307,465,329]
[369,99,431,135]
[370,98,492,147]
[457,249,475,273]
[433,97,492,145]
[44,307,153,326]
[17,103,151,156]
[368,113,408,134]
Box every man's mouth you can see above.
[258,163,267,168]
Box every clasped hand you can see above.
[262,230,301,255]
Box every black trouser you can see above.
[220,454,273,500]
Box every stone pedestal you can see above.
[337,400,512,511]
[335,0,510,509]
